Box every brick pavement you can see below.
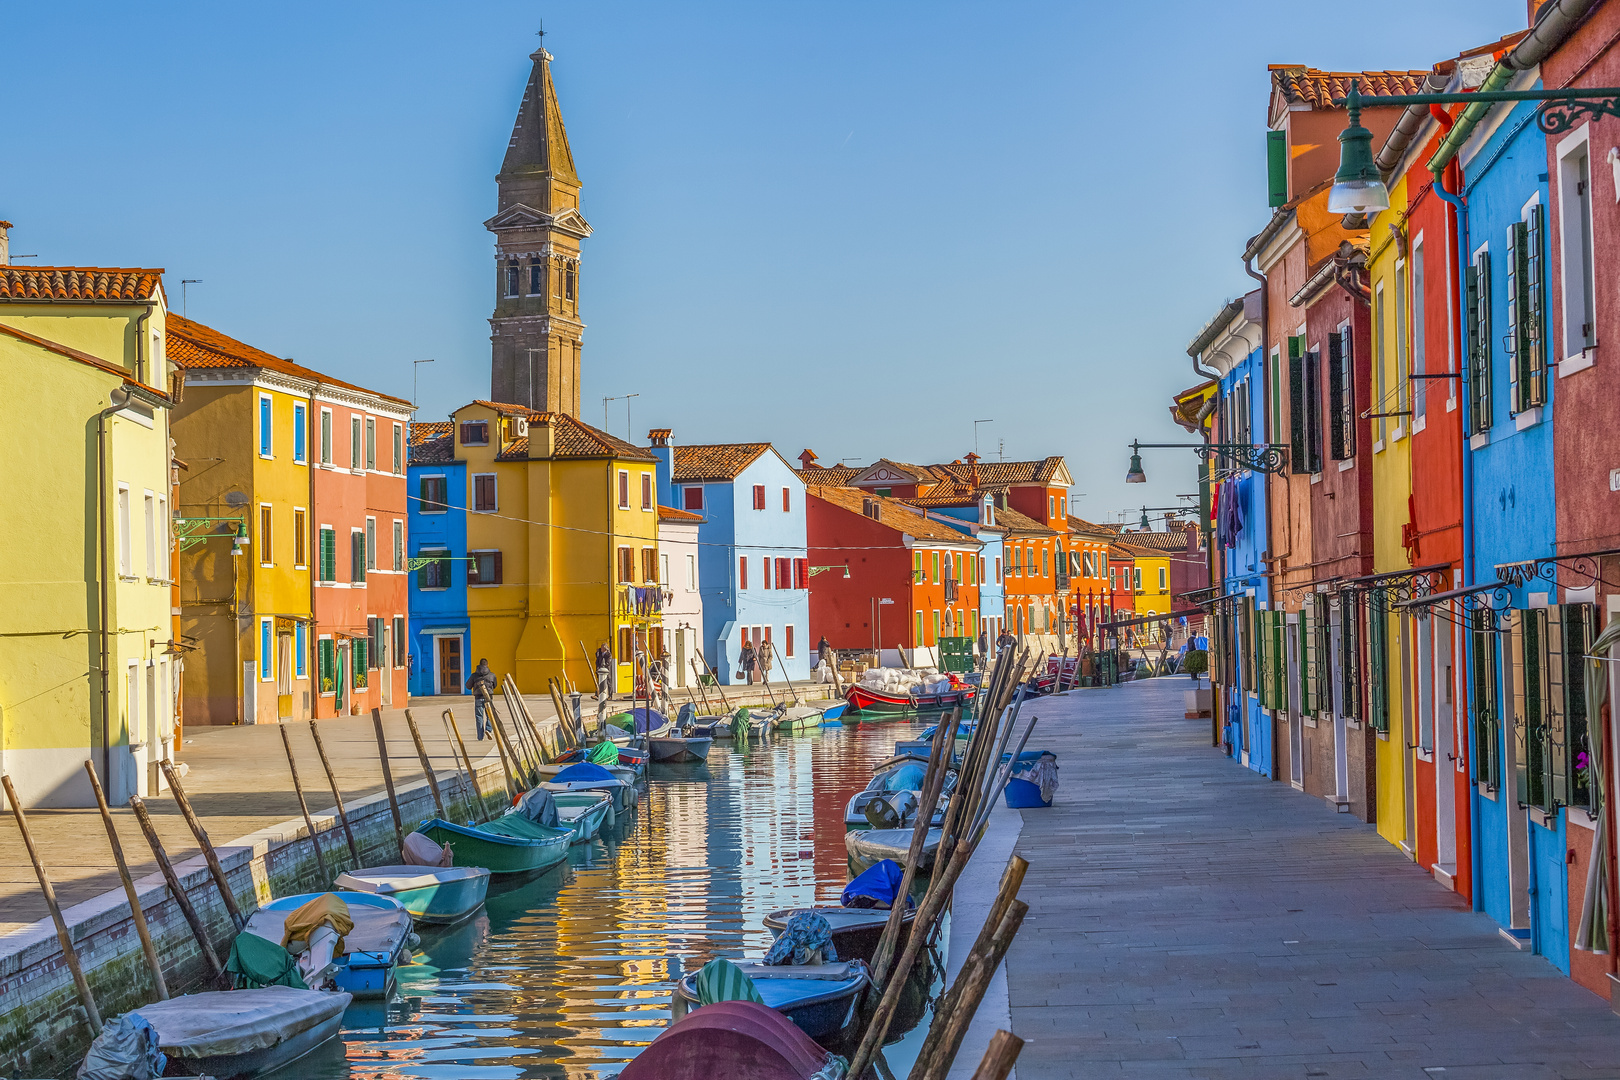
[1006,678,1620,1080]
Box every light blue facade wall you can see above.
[406,457,469,697]
[1220,347,1273,778]
[1460,97,1565,970]
[655,447,810,684]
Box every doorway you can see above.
[1433,611,1459,882]
[381,624,393,707]
[676,629,687,688]
[277,632,293,720]
[335,641,349,715]
[437,635,464,696]
[1287,613,1304,789]
[1400,616,1417,854]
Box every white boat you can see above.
[335,865,490,925]
[243,892,413,999]
[116,986,351,1078]
[541,760,638,814]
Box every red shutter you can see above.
[619,471,629,507]
[753,485,766,510]
[739,557,747,589]
[785,625,795,657]
[794,558,808,588]
[762,556,772,589]
[492,550,503,584]
[684,486,703,511]
[782,488,790,511]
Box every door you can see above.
[438,636,463,697]
[277,632,293,720]
[381,625,393,707]
[335,642,349,714]
[1328,602,1349,805]
[1287,614,1304,788]
[1401,616,1417,853]
[676,629,687,688]
[1434,613,1459,880]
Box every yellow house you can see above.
[1117,542,1172,642]
[452,401,661,695]
[0,264,179,806]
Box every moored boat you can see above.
[416,793,574,877]
[621,999,850,1080]
[541,760,638,814]
[540,788,614,841]
[335,865,490,925]
[670,960,870,1043]
[772,704,825,732]
[844,682,976,715]
[763,906,914,965]
[845,827,942,876]
[649,733,713,762]
[242,892,413,999]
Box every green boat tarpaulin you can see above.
[225,931,307,990]
[695,957,763,1006]
[587,741,619,765]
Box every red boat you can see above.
[845,681,977,714]
[621,999,844,1080]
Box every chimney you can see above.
[650,427,675,507]
[0,221,10,266]
[648,428,671,447]
[965,451,980,491]
[530,415,556,458]
[799,448,819,470]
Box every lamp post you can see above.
[1125,440,1289,483]
[412,358,435,407]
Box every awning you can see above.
[415,626,468,636]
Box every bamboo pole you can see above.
[869,710,955,986]
[967,1030,1025,1080]
[368,709,406,857]
[404,709,446,819]
[307,721,360,867]
[906,901,1029,1080]
[159,761,244,931]
[128,794,223,977]
[83,762,167,1000]
[5,774,103,1033]
[279,723,328,883]
[688,657,714,714]
[444,710,489,822]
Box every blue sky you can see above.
[9,1,1524,520]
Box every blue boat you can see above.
[335,865,491,925]
[670,960,870,1042]
[541,761,638,816]
[242,891,414,999]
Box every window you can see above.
[505,257,519,297]
[1110,567,1117,590]
[618,471,629,510]
[618,626,633,660]
[1133,567,1142,591]
[1509,205,1548,413]
[393,616,407,668]
[739,556,748,590]
[1287,334,1322,473]
[793,558,807,589]
[1042,548,1049,577]
[1158,567,1167,591]
[351,529,366,583]
[661,553,670,587]
[785,625,795,657]
[1412,240,1427,419]
[1467,247,1492,434]
[369,617,385,670]
[1329,324,1355,459]
[365,418,376,471]
[1049,495,1055,519]
[320,409,333,464]
[915,610,924,646]
[932,610,942,645]
[393,520,403,571]
[365,517,377,571]
[259,505,273,566]
[529,256,543,296]
[1394,261,1408,424]
[564,265,576,301]
[260,619,273,681]
[642,548,658,583]
[144,492,156,578]
[156,494,168,576]
[418,546,450,589]
[761,556,772,590]
[350,416,362,470]
[1558,140,1596,359]
[392,423,403,474]
[258,396,272,457]
[775,558,791,589]
[995,557,1001,579]
[295,621,307,679]
[932,551,940,584]
[782,488,791,512]
[294,509,306,567]
[641,473,653,511]
[468,550,503,585]
[752,485,766,510]
[353,637,368,688]
[1011,547,1021,576]
[473,473,497,512]
[967,555,977,585]
[460,421,489,446]
[618,547,635,583]
[293,404,307,464]
[686,554,696,590]
[420,475,448,513]
[318,637,335,694]
[683,486,704,511]
[319,527,336,582]
[1471,607,1500,789]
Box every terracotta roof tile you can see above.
[409,421,452,445]
[993,507,1056,537]
[797,464,863,484]
[658,505,705,523]
[928,457,1066,487]
[1269,66,1430,109]
[0,266,164,302]
[409,421,455,464]
[806,485,982,546]
[1117,527,1202,551]
[168,313,411,406]
[469,399,537,417]
[491,412,656,462]
[672,443,772,482]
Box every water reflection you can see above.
[319,720,938,1079]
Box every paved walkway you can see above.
[1006,678,1620,1080]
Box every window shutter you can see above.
[1526,205,1546,407]
[1301,601,1316,714]
[1542,606,1565,811]
[492,550,503,585]
[1288,336,1307,473]
[1506,223,1521,414]
[1304,350,1323,473]
[1340,596,1360,720]
[1327,332,1345,460]
[1267,130,1289,207]
[1509,610,1530,806]
[739,557,747,590]
[467,553,481,585]
[1470,253,1492,434]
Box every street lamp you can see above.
[1124,439,1289,484]
[1329,78,1620,213]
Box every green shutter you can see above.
[354,638,368,688]
[1267,130,1289,207]
[1510,611,1532,807]
[1468,253,1492,434]
[320,528,336,582]
[1542,606,1566,811]
[1506,222,1522,413]
[1472,609,1499,790]
[1288,336,1307,473]
[1327,331,1346,461]
[1526,204,1546,407]
[1301,601,1317,715]
[1271,612,1287,711]
[318,638,335,694]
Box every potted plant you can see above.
[1182,649,1207,682]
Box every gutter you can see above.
[1429,0,1599,176]
[1289,244,1368,308]
[95,388,135,791]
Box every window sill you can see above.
[1412,416,1427,434]
[1514,406,1543,431]
[468,584,500,589]
[119,574,141,583]
[260,563,274,570]
[1418,747,1434,762]
[1309,472,1322,485]
[1303,716,1318,728]
[1337,459,1354,473]
[1560,348,1596,377]
[1377,730,1389,741]
[1373,439,1385,453]
[418,586,449,592]
[1446,396,1458,412]
[1391,426,1406,442]
[1568,808,1599,832]
[1476,781,1498,802]
[1529,806,1557,830]
[1469,431,1490,450]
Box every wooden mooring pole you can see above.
[159,760,244,931]
[370,708,406,856]
[128,794,222,977]
[83,762,167,1000]
[308,720,360,867]
[279,722,329,884]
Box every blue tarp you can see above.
[841,858,913,910]
[551,762,616,785]
[514,789,559,827]
[880,763,927,791]
[628,707,666,734]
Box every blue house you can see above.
[1191,292,1272,778]
[649,431,811,684]
[1450,90,1568,969]
[406,421,470,697]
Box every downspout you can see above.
[96,387,135,792]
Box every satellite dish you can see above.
[224,490,248,507]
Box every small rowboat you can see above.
[335,865,490,925]
[763,906,915,965]
[844,683,977,715]
[649,733,713,762]
[416,801,573,877]
[242,892,413,999]
[622,999,849,1080]
[541,760,638,815]
[845,827,942,876]
[772,705,825,732]
[546,789,614,841]
[670,960,870,1042]
[117,986,351,1078]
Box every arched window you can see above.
[505,258,519,297]
[529,256,543,295]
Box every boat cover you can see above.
[621,999,846,1080]
[77,1011,166,1080]
[764,912,837,966]
[588,740,620,764]
[132,987,351,1059]
[336,865,485,894]
[480,810,568,843]
[877,762,926,791]
[513,788,560,826]
[696,957,764,1005]
[280,893,353,952]
[402,832,455,867]
[224,930,307,990]
[841,859,912,910]
[846,828,942,869]
[246,900,410,959]
[620,707,667,734]
[550,762,617,785]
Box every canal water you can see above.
[310,719,942,1078]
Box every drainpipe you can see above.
[96,387,135,794]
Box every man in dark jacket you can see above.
[594,642,613,697]
[738,641,757,684]
[465,659,496,739]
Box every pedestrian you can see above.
[594,641,612,697]
[977,629,988,657]
[817,635,832,669]
[465,658,496,740]
[738,640,757,684]
[996,629,1015,652]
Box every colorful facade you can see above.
[406,422,470,697]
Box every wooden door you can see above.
[438,636,463,697]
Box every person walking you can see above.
[465,658,496,740]
[738,640,757,685]
[817,635,832,669]
[594,642,613,697]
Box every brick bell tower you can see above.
[485,41,590,415]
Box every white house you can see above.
[657,504,705,688]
